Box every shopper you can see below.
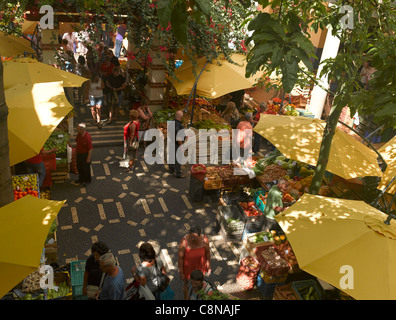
[114,24,126,58]
[221,101,240,128]
[235,112,253,161]
[72,123,93,187]
[82,241,110,299]
[187,269,214,300]
[106,66,126,123]
[106,48,120,67]
[178,226,211,300]
[123,109,140,172]
[76,55,91,105]
[168,110,186,178]
[25,147,57,189]
[88,73,105,128]
[131,242,168,299]
[262,178,291,232]
[98,252,125,300]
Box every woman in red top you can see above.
[178,226,211,300]
[123,109,140,172]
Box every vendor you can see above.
[262,178,290,232]
[25,147,58,189]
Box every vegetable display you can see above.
[12,174,39,200]
[238,201,262,217]
[47,281,71,299]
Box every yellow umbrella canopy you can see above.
[0,31,36,57]
[276,193,396,300]
[3,57,89,89]
[254,114,383,180]
[377,135,396,194]
[6,81,74,166]
[0,195,65,299]
[171,53,263,99]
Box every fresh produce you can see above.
[194,119,231,131]
[22,268,43,293]
[250,231,273,244]
[21,293,44,300]
[259,246,289,275]
[275,285,297,300]
[238,202,262,217]
[47,281,71,299]
[12,174,39,200]
[44,131,69,156]
[282,193,295,203]
[295,284,320,300]
[257,164,287,183]
[275,240,298,269]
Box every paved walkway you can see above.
[52,97,264,300]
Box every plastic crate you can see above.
[253,190,267,213]
[191,164,206,181]
[72,285,88,300]
[256,273,285,298]
[259,268,288,284]
[236,201,265,232]
[204,178,222,190]
[216,205,245,239]
[70,260,86,287]
[291,279,322,300]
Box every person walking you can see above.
[131,242,168,299]
[168,110,186,178]
[178,226,211,300]
[82,241,110,299]
[76,55,91,105]
[98,252,125,300]
[221,101,240,129]
[123,109,140,172]
[114,24,126,58]
[106,67,126,123]
[88,73,105,128]
[72,123,93,187]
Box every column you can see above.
[307,27,341,119]
[144,39,167,113]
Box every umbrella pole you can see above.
[278,91,286,115]
[190,85,197,127]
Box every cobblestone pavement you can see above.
[51,100,263,300]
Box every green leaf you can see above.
[248,12,272,31]
[195,0,211,16]
[280,53,299,92]
[170,2,188,45]
[157,0,174,27]
[293,46,313,71]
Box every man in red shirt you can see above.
[72,123,93,187]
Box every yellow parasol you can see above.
[0,195,65,299]
[0,31,35,57]
[377,135,396,195]
[3,57,89,89]
[254,114,383,180]
[276,193,396,300]
[171,53,264,99]
[6,81,73,166]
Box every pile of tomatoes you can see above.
[239,201,263,217]
[13,187,39,200]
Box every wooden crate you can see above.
[273,284,298,300]
[244,231,274,252]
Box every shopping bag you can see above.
[139,284,156,300]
